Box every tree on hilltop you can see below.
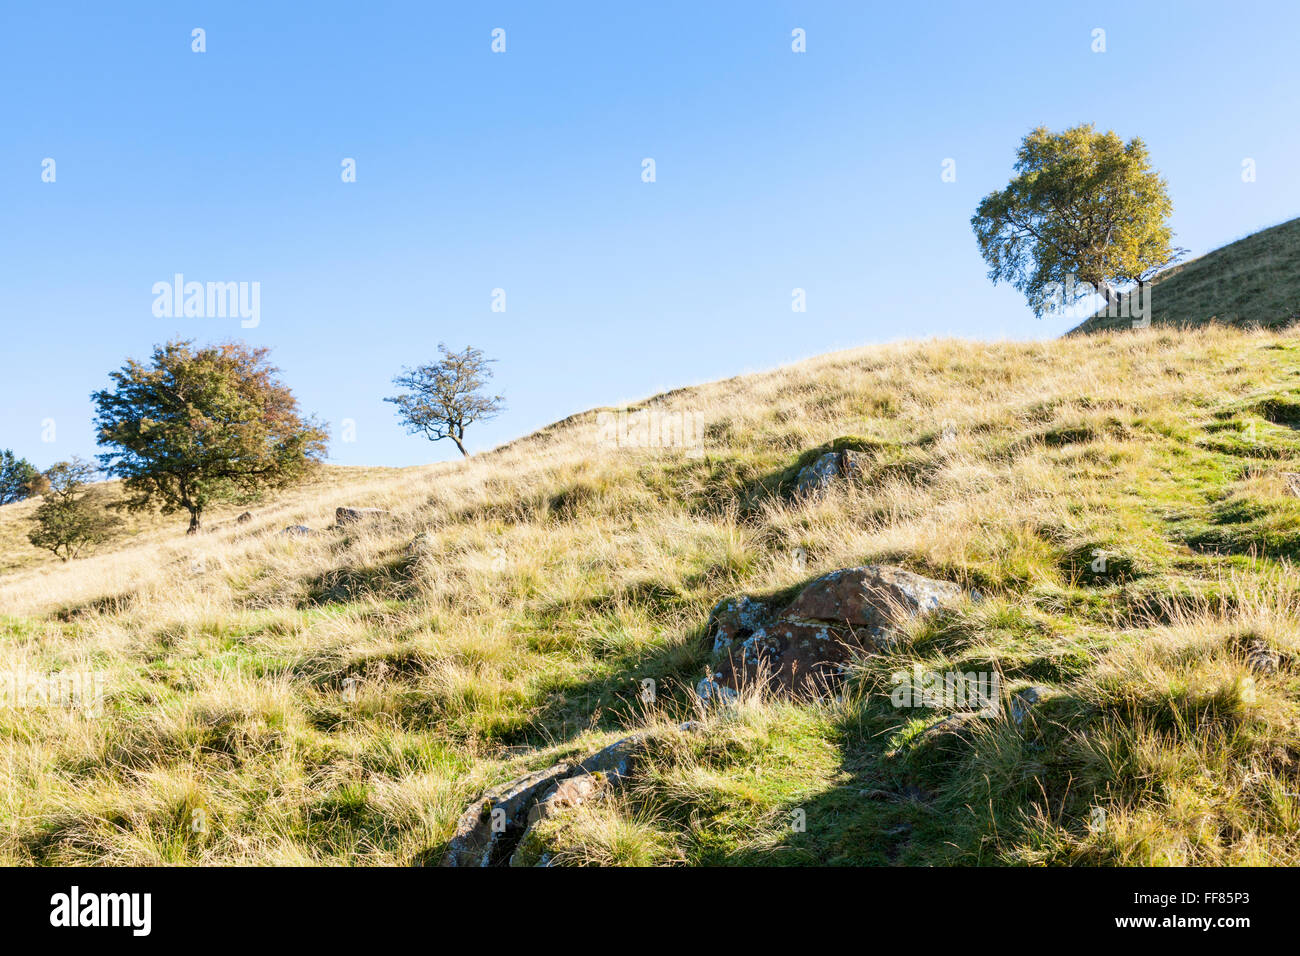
[0,449,42,505]
[972,124,1184,316]
[27,458,120,561]
[385,344,505,458]
[92,340,329,534]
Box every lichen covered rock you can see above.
[705,565,965,696]
[442,733,647,867]
[793,449,869,498]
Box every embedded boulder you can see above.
[1010,685,1050,725]
[442,733,648,867]
[793,449,869,498]
[918,711,984,750]
[783,565,960,625]
[703,565,965,697]
[697,671,739,705]
[406,532,433,556]
[336,507,392,526]
[526,772,606,826]
[1245,637,1280,675]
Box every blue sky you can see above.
[3,1,1299,468]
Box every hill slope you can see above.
[0,466,405,577]
[1071,216,1300,334]
[3,325,1300,865]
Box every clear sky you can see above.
[3,1,1299,468]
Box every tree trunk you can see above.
[451,436,469,457]
[187,507,202,535]
[1095,281,1119,315]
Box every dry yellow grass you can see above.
[2,324,1299,865]
[1071,215,1300,333]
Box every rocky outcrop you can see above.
[1009,685,1049,725]
[281,525,314,536]
[236,512,253,524]
[406,532,433,556]
[526,772,605,826]
[916,685,1048,753]
[702,565,965,697]
[697,671,738,705]
[1245,637,1280,675]
[442,733,648,867]
[336,507,392,526]
[918,711,983,749]
[793,449,869,498]
[1284,473,1300,498]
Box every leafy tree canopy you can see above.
[27,458,119,561]
[972,124,1183,316]
[93,340,328,533]
[0,449,41,505]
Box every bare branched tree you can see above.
[385,344,505,458]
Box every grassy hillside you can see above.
[0,466,403,577]
[3,325,1300,865]
[1071,216,1300,334]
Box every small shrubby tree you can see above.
[0,450,42,504]
[93,340,329,534]
[386,344,505,457]
[27,458,120,561]
[972,124,1184,316]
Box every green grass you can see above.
[2,325,1300,865]
[1071,216,1300,333]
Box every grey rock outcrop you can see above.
[336,507,392,526]
[1010,685,1050,725]
[442,733,648,867]
[1245,638,1280,675]
[406,532,433,556]
[793,449,869,498]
